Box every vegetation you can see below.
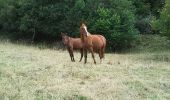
[132,0,165,34]
[132,34,170,52]
[0,0,168,50]
[152,0,170,39]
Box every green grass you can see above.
[131,34,170,53]
[0,40,170,100]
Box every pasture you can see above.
[0,40,170,100]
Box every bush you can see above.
[131,0,165,35]
[90,4,139,50]
[0,0,21,32]
[135,18,152,34]
[152,0,170,39]
[134,34,170,52]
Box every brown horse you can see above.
[61,32,83,62]
[80,23,106,64]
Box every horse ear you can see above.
[81,22,87,28]
[61,32,65,36]
[80,21,85,26]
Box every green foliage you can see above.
[0,0,20,32]
[89,0,138,49]
[0,0,139,50]
[131,0,165,18]
[135,18,152,34]
[134,34,170,52]
[158,0,170,39]
[149,0,165,17]
[152,0,170,39]
[131,0,151,18]
[130,0,165,34]
[0,0,167,50]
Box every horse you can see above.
[80,23,106,64]
[61,32,83,62]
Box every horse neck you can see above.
[80,28,91,42]
[81,32,92,42]
[65,36,70,45]
[81,35,86,42]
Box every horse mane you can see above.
[80,24,85,42]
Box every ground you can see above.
[0,40,170,100]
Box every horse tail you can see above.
[102,36,106,59]
[98,35,106,59]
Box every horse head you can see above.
[80,23,90,37]
[61,32,69,45]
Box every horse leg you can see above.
[79,48,83,62]
[70,48,75,62]
[102,44,106,59]
[99,49,102,63]
[84,49,87,64]
[99,45,106,63]
[89,47,96,64]
[68,49,73,62]
[72,53,75,62]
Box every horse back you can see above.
[96,35,106,46]
[87,35,106,51]
[91,35,106,47]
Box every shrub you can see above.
[156,0,170,39]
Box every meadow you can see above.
[0,0,169,99]
[0,38,170,100]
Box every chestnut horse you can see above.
[61,32,83,62]
[80,23,106,64]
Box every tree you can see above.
[0,0,139,50]
[0,0,21,32]
[88,0,139,50]
[152,0,170,39]
[130,0,165,34]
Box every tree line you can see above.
[0,0,169,50]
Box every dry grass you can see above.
[0,41,170,100]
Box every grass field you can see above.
[0,40,170,100]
